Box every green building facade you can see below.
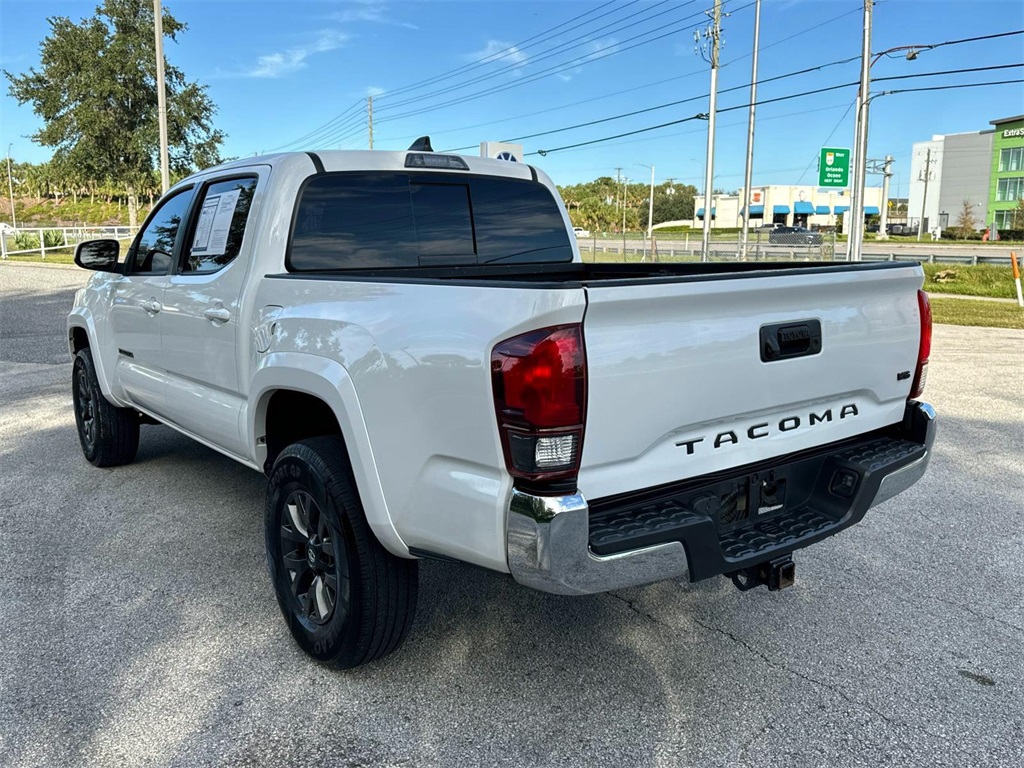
[989,115,1024,231]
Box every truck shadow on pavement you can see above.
[3,411,1022,767]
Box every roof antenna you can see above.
[408,136,433,152]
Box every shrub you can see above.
[42,229,66,248]
[13,232,39,250]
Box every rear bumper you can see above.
[506,400,936,596]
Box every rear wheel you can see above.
[72,348,139,467]
[265,436,418,668]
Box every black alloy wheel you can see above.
[74,360,97,453]
[278,489,347,628]
[71,348,139,467]
[265,436,418,668]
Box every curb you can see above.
[0,260,79,271]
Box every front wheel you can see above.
[72,348,139,467]
[265,436,418,668]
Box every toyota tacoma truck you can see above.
[67,144,936,668]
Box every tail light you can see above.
[910,290,931,398]
[491,324,586,485]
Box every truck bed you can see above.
[266,259,914,288]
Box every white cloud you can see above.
[329,1,418,30]
[468,40,529,68]
[246,30,348,78]
[366,85,385,97]
[556,37,618,82]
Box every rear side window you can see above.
[185,176,258,274]
[288,172,573,270]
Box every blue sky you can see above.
[1,0,1023,199]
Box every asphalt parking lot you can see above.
[1,261,1022,767]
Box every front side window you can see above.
[288,172,573,271]
[185,176,258,273]
[129,187,194,274]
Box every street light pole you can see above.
[6,143,16,230]
[848,0,872,262]
[739,0,761,259]
[153,0,171,194]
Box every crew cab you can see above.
[68,145,936,668]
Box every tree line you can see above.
[4,158,177,210]
[557,177,700,232]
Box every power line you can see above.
[407,2,864,152]
[376,0,699,113]
[376,0,635,100]
[796,98,856,184]
[435,28,1022,154]
[372,2,754,128]
[872,78,1024,99]
[261,99,364,153]
[530,74,1023,157]
[463,61,1021,155]
[259,0,643,153]
[463,54,862,148]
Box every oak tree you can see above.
[6,0,224,228]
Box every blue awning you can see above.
[696,207,716,218]
[834,205,850,214]
[794,202,814,215]
[815,205,831,215]
[864,206,880,215]
[744,205,765,217]
[773,205,790,215]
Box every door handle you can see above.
[142,298,162,314]
[204,306,231,323]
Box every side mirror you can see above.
[74,239,120,271]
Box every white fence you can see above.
[0,226,133,260]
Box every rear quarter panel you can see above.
[250,276,587,570]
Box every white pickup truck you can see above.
[68,144,936,668]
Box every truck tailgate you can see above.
[578,264,924,500]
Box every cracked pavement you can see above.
[1,262,1022,767]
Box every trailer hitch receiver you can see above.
[728,555,796,592]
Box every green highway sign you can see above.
[818,147,850,187]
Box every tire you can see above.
[72,348,139,467]
[265,436,418,668]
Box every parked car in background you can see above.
[769,226,824,245]
[572,226,591,238]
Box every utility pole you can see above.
[647,165,655,244]
[739,0,761,259]
[6,143,16,230]
[621,176,628,254]
[614,167,622,212]
[637,163,655,261]
[698,0,722,262]
[368,96,374,149]
[917,148,932,242]
[153,0,170,194]
[848,0,872,261]
[877,154,893,239]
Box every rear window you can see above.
[288,172,573,270]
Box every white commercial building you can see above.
[908,129,994,234]
[692,185,883,229]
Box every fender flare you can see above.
[67,309,122,403]
[248,352,410,559]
